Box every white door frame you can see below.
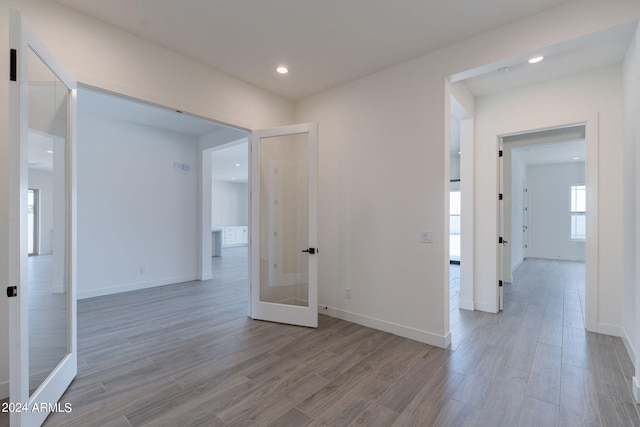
[9,9,78,426]
[493,115,598,331]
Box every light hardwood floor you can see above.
[2,251,639,426]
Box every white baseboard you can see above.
[597,322,622,337]
[78,275,199,300]
[201,273,213,280]
[621,330,637,369]
[525,254,585,262]
[458,299,474,311]
[474,301,498,314]
[633,377,640,404]
[0,379,8,400]
[319,305,450,348]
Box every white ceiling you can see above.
[53,0,575,100]
[28,131,54,170]
[512,139,585,166]
[505,126,586,165]
[211,142,249,183]
[79,87,243,137]
[459,21,637,97]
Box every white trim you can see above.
[597,322,622,337]
[523,255,586,263]
[77,275,199,300]
[622,330,637,370]
[9,9,78,425]
[320,305,451,348]
[458,299,475,311]
[474,301,499,314]
[483,115,598,332]
[633,377,640,404]
[584,114,599,333]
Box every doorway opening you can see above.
[207,140,250,289]
[76,85,249,301]
[499,125,587,320]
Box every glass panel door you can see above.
[27,45,70,395]
[251,123,317,327]
[9,10,77,426]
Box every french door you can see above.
[250,123,318,327]
[498,141,505,311]
[8,10,77,426]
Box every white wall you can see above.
[77,113,200,299]
[623,22,640,401]
[510,150,527,272]
[212,180,248,226]
[1,0,294,398]
[451,83,475,311]
[28,169,53,255]
[527,162,586,261]
[296,1,639,346]
[475,66,623,329]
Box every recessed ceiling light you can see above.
[235,163,240,167]
[528,56,544,64]
[276,66,289,74]
[573,157,580,160]
[47,150,53,154]
[231,177,236,180]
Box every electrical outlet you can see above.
[139,266,146,274]
[421,230,433,243]
[345,288,351,299]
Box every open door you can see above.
[8,10,77,426]
[498,141,505,311]
[250,123,318,327]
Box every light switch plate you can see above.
[421,231,433,243]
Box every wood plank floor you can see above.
[2,251,639,426]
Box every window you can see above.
[450,191,461,262]
[570,185,586,240]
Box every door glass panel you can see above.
[259,134,309,307]
[27,46,70,395]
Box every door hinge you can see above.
[498,280,503,287]
[499,193,503,200]
[6,286,17,297]
[498,150,503,157]
[10,49,17,81]
[499,236,503,244]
